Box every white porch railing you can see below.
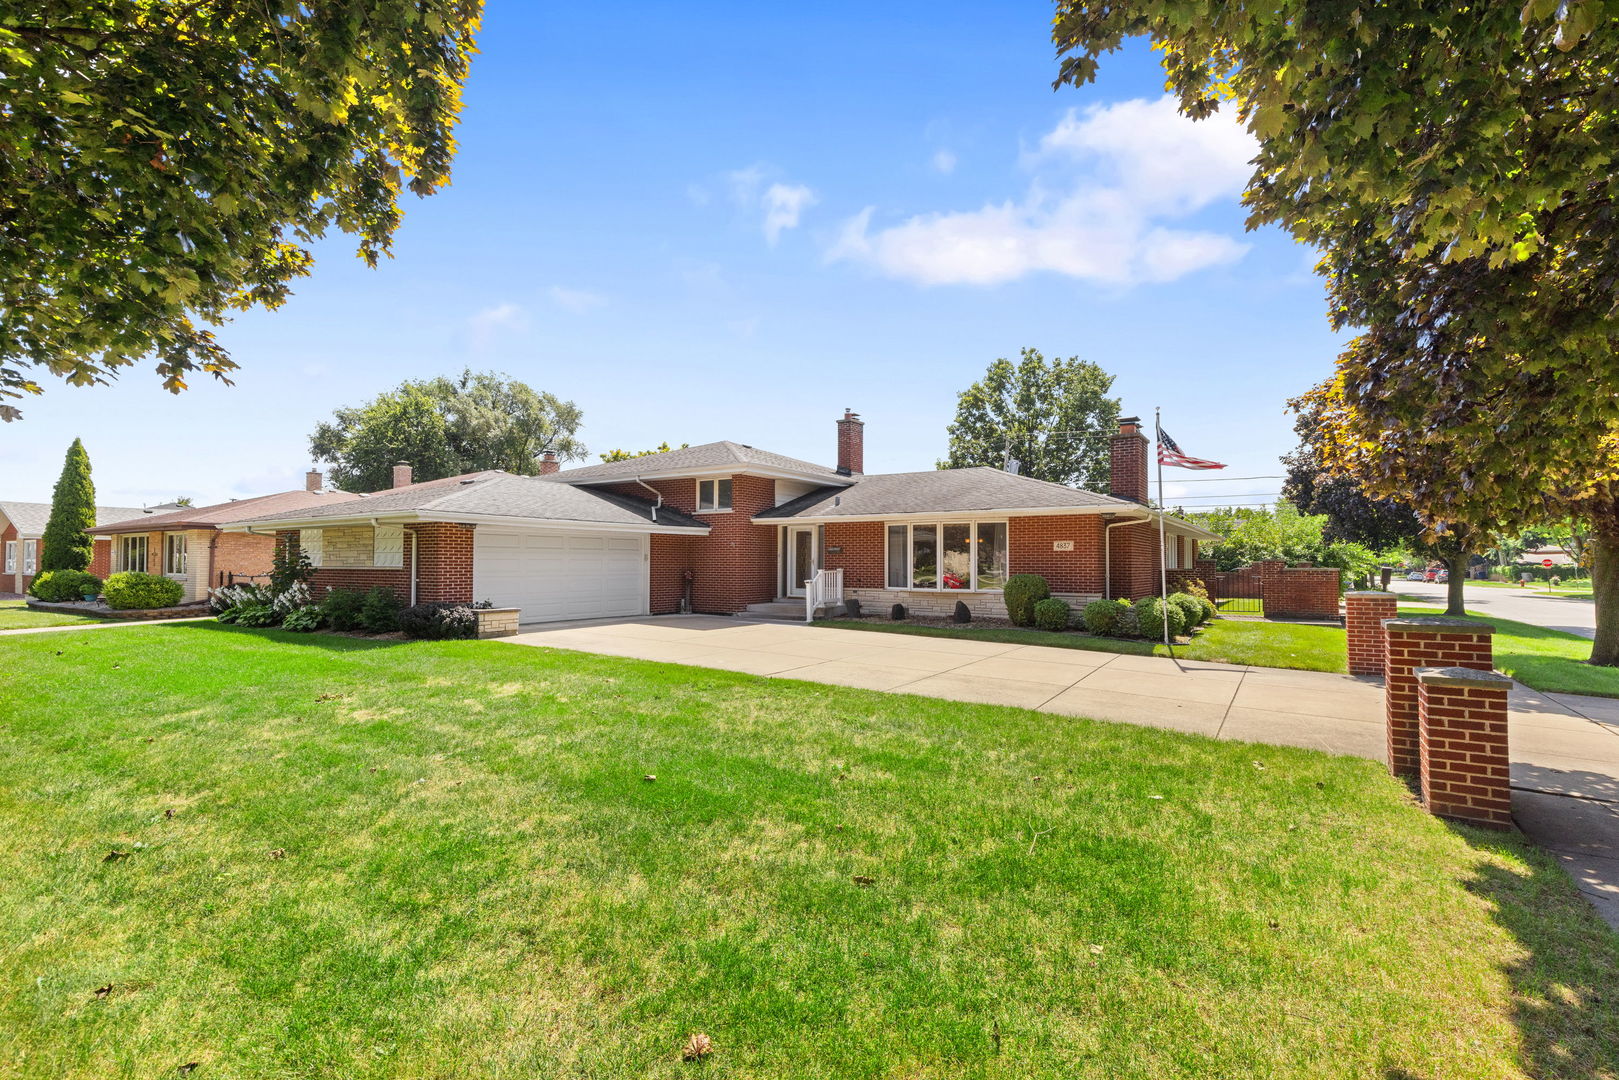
[805,568,844,622]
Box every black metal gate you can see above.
[1216,596,1264,617]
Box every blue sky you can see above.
[2,0,1343,511]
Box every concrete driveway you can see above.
[507,615,1391,757]
[505,615,1619,927]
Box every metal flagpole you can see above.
[1155,406,1170,648]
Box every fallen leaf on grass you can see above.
[267,849,286,861]
[852,875,875,886]
[93,984,113,998]
[103,850,131,862]
[682,1032,713,1061]
[1089,944,1104,955]
[315,693,344,702]
[643,774,657,782]
[177,1064,199,1075]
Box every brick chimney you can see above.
[836,409,864,476]
[538,451,560,475]
[392,462,413,488]
[304,468,322,492]
[1109,417,1149,504]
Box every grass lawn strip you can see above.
[1398,605,1619,699]
[815,617,1348,674]
[2,624,1616,1077]
[0,598,103,630]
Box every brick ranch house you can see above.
[87,471,360,603]
[223,414,1215,625]
[1,500,150,595]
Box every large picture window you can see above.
[885,521,1008,591]
[118,534,148,573]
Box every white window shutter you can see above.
[373,525,404,568]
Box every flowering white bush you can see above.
[209,582,272,613]
[271,580,311,615]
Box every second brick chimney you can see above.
[1109,417,1149,504]
[836,409,864,476]
[392,462,413,489]
[538,451,560,475]
[305,468,322,492]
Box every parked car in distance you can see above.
[1436,569,1449,583]
[1406,571,1426,581]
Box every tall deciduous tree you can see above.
[310,370,585,492]
[40,439,96,572]
[940,348,1120,490]
[0,1,483,420]
[1053,1,1619,655]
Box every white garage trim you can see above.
[473,526,651,624]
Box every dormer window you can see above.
[696,478,733,512]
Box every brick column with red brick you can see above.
[1345,590,1398,676]
[1416,666,1514,829]
[1382,616,1495,778]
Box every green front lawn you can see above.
[0,598,103,630]
[815,617,1348,673]
[3,625,1615,1078]
[1399,605,1619,698]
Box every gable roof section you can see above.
[0,501,152,538]
[223,471,709,532]
[88,488,364,534]
[754,468,1138,520]
[548,441,850,485]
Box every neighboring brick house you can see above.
[221,413,1215,625]
[0,500,150,595]
[87,471,360,603]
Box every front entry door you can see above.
[786,527,815,597]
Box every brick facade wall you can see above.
[822,521,886,588]
[601,476,776,614]
[1176,559,1342,621]
[1345,591,1398,676]
[209,531,277,588]
[649,535,694,614]
[1109,422,1149,504]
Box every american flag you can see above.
[1156,426,1226,470]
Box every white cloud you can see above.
[722,164,817,244]
[467,302,528,348]
[761,183,817,244]
[828,97,1256,287]
[931,148,957,174]
[547,286,607,312]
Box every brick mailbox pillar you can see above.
[1345,591,1398,676]
[1416,667,1514,828]
[1382,617,1495,778]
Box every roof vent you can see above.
[459,478,477,484]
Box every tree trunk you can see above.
[1588,529,1619,666]
[1445,553,1467,616]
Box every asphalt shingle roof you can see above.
[0,501,152,537]
[232,472,708,531]
[548,441,846,484]
[88,488,363,533]
[754,468,1137,519]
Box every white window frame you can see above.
[4,541,14,573]
[373,524,404,569]
[164,533,188,576]
[884,520,1009,592]
[23,539,37,575]
[1165,533,1181,570]
[299,529,324,568]
[119,534,148,574]
[695,477,733,513]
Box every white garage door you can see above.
[473,528,647,623]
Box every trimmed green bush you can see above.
[1169,592,1204,629]
[233,603,279,627]
[398,602,478,640]
[102,571,184,611]
[1133,595,1188,640]
[1081,598,1125,635]
[359,586,403,634]
[281,607,324,632]
[321,588,367,631]
[1197,596,1217,623]
[1003,574,1051,627]
[1114,604,1141,638]
[29,569,102,603]
[1032,598,1071,632]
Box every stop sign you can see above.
[1543,558,1555,568]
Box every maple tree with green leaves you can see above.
[1055,0,1619,660]
[0,1,483,420]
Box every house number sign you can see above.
[1052,540,1074,551]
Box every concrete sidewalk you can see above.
[505,614,1619,929]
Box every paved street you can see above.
[1387,578,1596,638]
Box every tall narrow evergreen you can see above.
[40,439,97,573]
